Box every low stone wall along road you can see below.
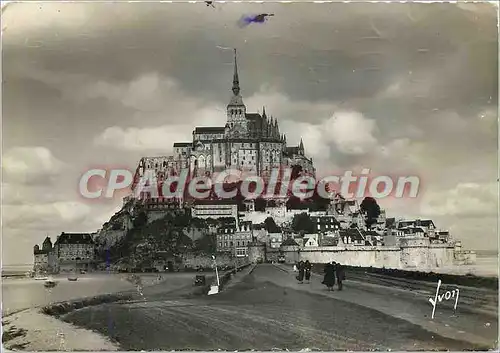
[61,264,498,351]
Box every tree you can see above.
[286,195,308,210]
[305,189,330,212]
[254,197,267,212]
[264,217,281,233]
[360,197,381,229]
[132,211,148,228]
[291,212,315,234]
[193,235,217,254]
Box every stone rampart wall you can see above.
[180,253,241,268]
[280,244,457,269]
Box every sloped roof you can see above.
[339,228,365,242]
[362,230,379,237]
[311,216,340,225]
[304,237,318,245]
[398,219,435,228]
[401,227,426,234]
[173,142,192,147]
[194,127,226,134]
[319,237,338,246]
[55,233,94,245]
[245,113,262,120]
[281,237,299,246]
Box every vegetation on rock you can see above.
[360,197,381,229]
[291,212,315,234]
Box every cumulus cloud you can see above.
[3,201,91,229]
[2,146,65,185]
[420,182,498,218]
[326,112,378,155]
[94,108,226,154]
[94,125,190,152]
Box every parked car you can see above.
[194,275,206,286]
[278,255,285,263]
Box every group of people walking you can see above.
[322,261,345,291]
[294,260,313,283]
[293,260,345,291]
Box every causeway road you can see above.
[62,264,498,351]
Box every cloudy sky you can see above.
[2,2,498,265]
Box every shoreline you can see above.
[2,308,121,351]
[2,268,246,351]
[3,263,495,351]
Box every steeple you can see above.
[262,106,267,118]
[299,138,304,154]
[232,48,240,96]
[227,48,246,124]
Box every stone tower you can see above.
[226,49,248,138]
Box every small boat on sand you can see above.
[67,277,78,281]
[35,276,49,281]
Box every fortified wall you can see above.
[280,237,464,270]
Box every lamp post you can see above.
[212,255,220,286]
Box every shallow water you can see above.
[1,273,189,316]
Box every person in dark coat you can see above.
[321,262,336,291]
[296,260,305,283]
[304,260,312,283]
[335,262,346,290]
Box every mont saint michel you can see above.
[133,49,315,184]
[2,2,497,352]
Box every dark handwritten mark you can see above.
[237,13,275,28]
[205,1,215,8]
[428,279,460,319]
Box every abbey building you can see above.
[134,49,315,184]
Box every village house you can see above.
[54,232,96,273]
[318,233,339,246]
[338,228,368,246]
[397,219,436,236]
[303,234,319,247]
[215,219,252,257]
[310,214,340,234]
[192,199,240,228]
[268,232,284,249]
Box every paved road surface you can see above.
[63,264,498,351]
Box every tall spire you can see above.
[262,106,266,118]
[232,48,240,96]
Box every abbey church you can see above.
[134,50,315,184]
